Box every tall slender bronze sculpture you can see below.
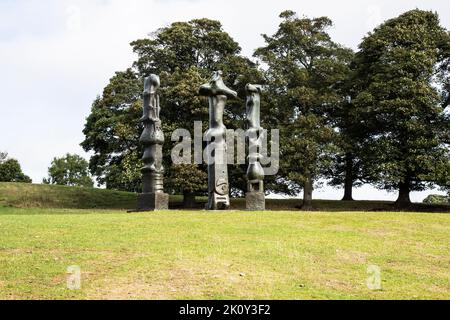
[199,71,237,210]
[245,84,265,211]
[136,74,169,211]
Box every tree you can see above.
[0,154,32,183]
[168,164,207,207]
[82,69,143,191]
[423,194,449,204]
[82,18,263,202]
[352,9,450,207]
[327,64,376,201]
[43,154,93,187]
[254,11,353,209]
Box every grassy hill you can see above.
[0,182,448,212]
[0,183,138,209]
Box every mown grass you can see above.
[1,182,448,212]
[0,207,448,300]
[0,183,138,209]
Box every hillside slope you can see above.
[0,182,448,212]
[0,183,137,209]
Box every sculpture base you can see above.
[206,193,230,210]
[246,192,265,211]
[134,192,169,212]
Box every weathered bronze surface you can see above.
[200,71,237,210]
[245,84,265,211]
[135,74,169,211]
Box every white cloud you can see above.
[0,0,448,201]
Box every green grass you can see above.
[0,206,449,300]
[1,182,448,299]
[0,182,138,209]
[1,182,448,212]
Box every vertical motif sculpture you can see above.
[136,74,169,211]
[245,84,265,211]
[199,71,237,210]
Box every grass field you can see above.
[0,206,449,300]
[0,183,449,300]
[0,183,138,209]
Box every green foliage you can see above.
[82,18,262,196]
[352,9,450,204]
[0,154,31,183]
[131,19,241,74]
[423,194,449,204]
[81,69,142,191]
[81,10,449,203]
[43,153,93,187]
[326,77,368,197]
[167,164,207,194]
[254,11,353,203]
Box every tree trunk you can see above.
[301,175,313,210]
[395,181,411,208]
[183,191,196,208]
[342,153,354,201]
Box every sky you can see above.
[0,0,448,202]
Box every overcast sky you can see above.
[0,0,448,201]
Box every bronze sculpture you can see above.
[136,74,169,211]
[199,71,237,210]
[245,84,265,211]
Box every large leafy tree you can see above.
[326,68,373,201]
[352,9,450,207]
[254,11,353,209]
[0,153,32,183]
[82,19,262,203]
[43,153,93,187]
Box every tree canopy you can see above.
[82,18,263,202]
[80,10,449,208]
[43,153,93,187]
[254,10,354,209]
[0,153,32,183]
[352,9,450,206]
